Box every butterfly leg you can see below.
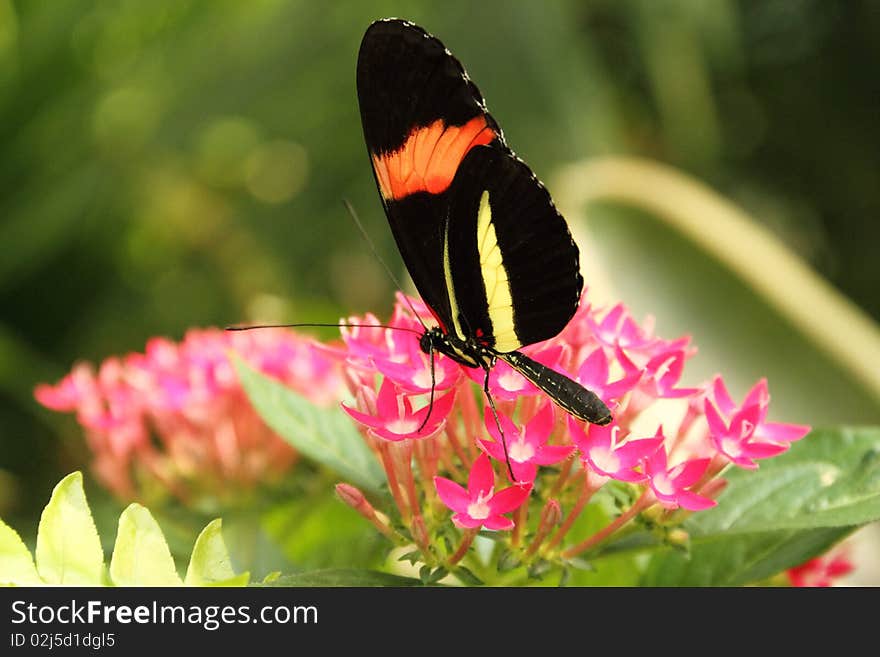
[481,363,517,482]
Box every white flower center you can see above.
[498,370,523,392]
[653,355,674,381]
[591,446,620,474]
[466,490,493,520]
[652,473,674,496]
[387,418,419,435]
[508,436,534,463]
[721,437,743,457]
[412,367,433,389]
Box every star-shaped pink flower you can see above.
[706,376,810,468]
[576,346,641,406]
[639,348,701,399]
[434,454,531,530]
[711,376,811,447]
[479,403,574,484]
[569,418,663,483]
[589,303,660,352]
[343,377,455,441]
[373,333,461,394]
[465,345,565,401]
[644,440,715,511]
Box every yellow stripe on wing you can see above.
[476,192,520,352]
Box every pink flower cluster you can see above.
[35,327,342,501]
[333,292,811,561]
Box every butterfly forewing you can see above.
[356,19,505,332]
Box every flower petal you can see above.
[669,458,711,487]
[452,513,485,529]
[675,490,717,511]
[577,347,609,390]
[712,375,737,416]
[434,476,470,513]
[524,402,555,446]
[467,453,496,497]
[481,515,515,531]
[757,422,811,444]
[489,483,532,514]
[533,444,575,466]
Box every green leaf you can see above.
[35,472,104,585]
[233,356,385,496]
[259,568,422,587]
[567,552,640,586]
[642,427,880,586]
[642,527,848,587]
[109,504,182,586]
[185,519,249,586]
[452,566,483,586]
[263,492,386,570]
[0,518,42,585]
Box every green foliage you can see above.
[642,427,880,586]
[0,472,247,587]
[260,569,420,587]
[233,356,386,497]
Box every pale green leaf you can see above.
[185,519,248,586]
[109,504,182,586]
[0,518,41,585]
[35,472,104,585]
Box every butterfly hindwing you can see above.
[444,146,583,353]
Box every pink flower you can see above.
[343,376,455,441]
[705,399,786,469]
[644,437,716,511]
[35,327,343,501]
[373,335,461,394]
[479,403,574,483]
[641,349,701,399]
[589,303,660,352]
[576,346,641,406]
[466,345,565,401]
[706,376,810,469]
[569,419,663,483]
[788,547,854,587]
[434,454,531,530]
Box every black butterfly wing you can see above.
[356,18,506,332]
[444,146,583,353]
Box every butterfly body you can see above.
[358,18,612,427]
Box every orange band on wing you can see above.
[372,115,496,201]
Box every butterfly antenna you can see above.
[342,199,429,330]
[226,322,421,335]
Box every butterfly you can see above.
[356,19,611,458]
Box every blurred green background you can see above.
[1,0,879,568]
